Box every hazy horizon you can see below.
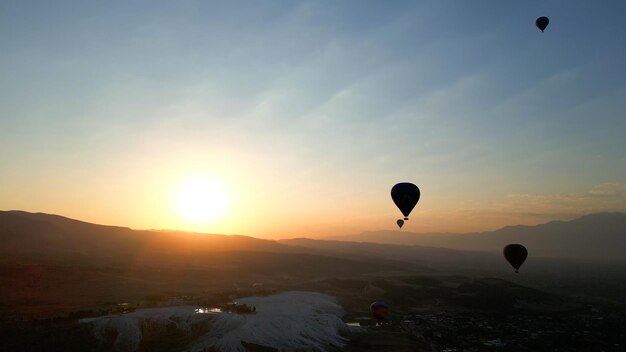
[3,2,626,351]
[2,209,625,243]
[2,1,625,239]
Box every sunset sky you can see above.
[1,1,625,238]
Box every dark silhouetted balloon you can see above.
[391,183,420,220]
[503,244,528,273]
[536,16,549,32]
[396,219,404,229]
[370,301,389,321]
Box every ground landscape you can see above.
[1,210,625,351]
[3,2,626,351]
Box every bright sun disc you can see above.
[176,178,230,223]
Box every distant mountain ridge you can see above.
[2,210,625,262]
[325,212,626,260]
[0,210,431,273]
[0,210,424,318]
[0,210,292,256]
[2,210,626,319]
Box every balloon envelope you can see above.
[536,16,549,32]
[391,183,420,218]
[396,219,404,229]
[370,301,389,321]
[503,244,528,273]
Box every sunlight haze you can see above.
[1,1,625,238]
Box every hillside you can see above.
[3,210,626,319]
[279,238,498,268]
[0,211,423,317]
[0,211,294,259]
[326,212,626,260]
[2,211,626,352]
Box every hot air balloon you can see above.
[535,16,549,32]
[503,244,528,273]
[391,183,420,220]
[370,301,389,322]
[396,219,404,229]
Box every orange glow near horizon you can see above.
[0,142,624,239]
[2,2,626,242]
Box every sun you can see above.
[176,177,230,223]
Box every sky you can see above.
[1,1,625,238]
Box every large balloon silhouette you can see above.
[503,244,528,273]
[535,16,549,32]
[391,183,420,220]
[370,301,389,322]
[396,219,404,229]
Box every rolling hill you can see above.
[3,210,626,318]
[0,210,292,259]
[326,212,626,261]
[0,211,424,317]
[279,238,498,268]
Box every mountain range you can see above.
[2,210,625,264]
[325,212,626,260]
[2,210,626,318]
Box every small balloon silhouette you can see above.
[396,219,404,229]
[503,244,528,273]
[536,16,549,32]
[370,301,389,322]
